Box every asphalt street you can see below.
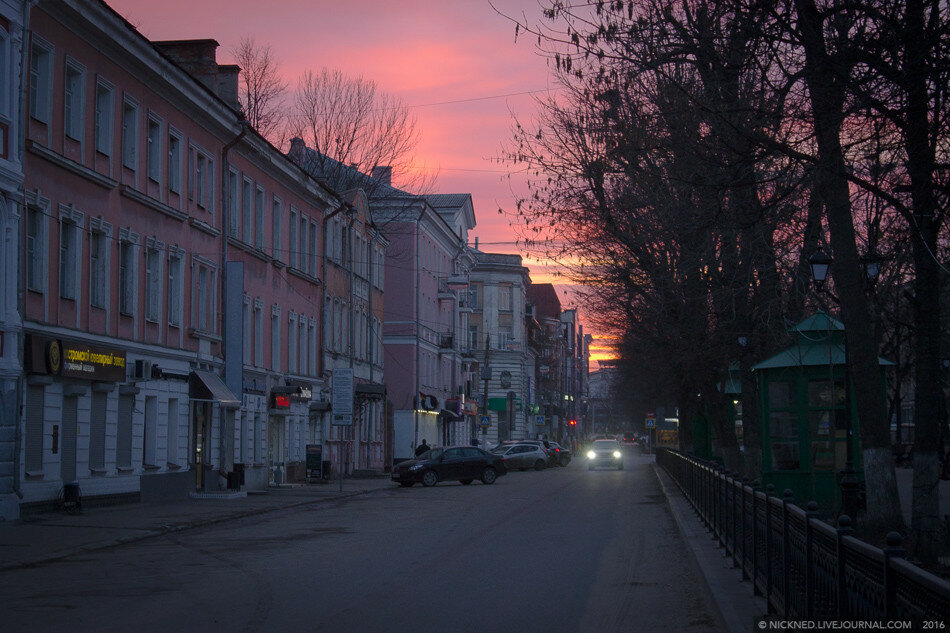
[0,449,727,633]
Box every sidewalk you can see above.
[0,477,394,572]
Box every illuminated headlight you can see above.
[613,451,622,459]
[586,450,596,459]
[409,463,426,471]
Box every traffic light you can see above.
[569,419,576,427]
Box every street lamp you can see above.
[808,248,881,518]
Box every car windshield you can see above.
[490,446,509,454]
[593,440,620,449]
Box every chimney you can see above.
[371,166,392,186]
[288,138,307,167]
[152,39,242,112]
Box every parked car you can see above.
[391,446,508,487]
[490,443,549,471]
[546,441,572,466]
[586,439,624,470]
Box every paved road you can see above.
[0,450,725,633]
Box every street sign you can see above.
[331,368,354,425]
[478,414,491,428]
[645,414,656,429]
[535,415,545,426]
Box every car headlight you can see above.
[409,463,426,471]
[613,451,622,459]
[586,450,596,459]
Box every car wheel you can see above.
[459,479,473,485]
[399,481,414,487]
[534,459,546,471]
[480,467,497,484]
[422,470,438,487]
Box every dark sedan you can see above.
[391,446,508,487]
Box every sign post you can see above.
[645,411,656,453]
[332,369,355,491]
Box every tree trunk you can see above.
[794,0,903,530]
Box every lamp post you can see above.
[808,247,879,518]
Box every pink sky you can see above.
[109,0,613,362]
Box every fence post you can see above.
[882,531,904,620]
[805,500,819,619]
[782,489,794,618]
[740,476,750,579]
[752,480,762,595]
[836,514,854,620]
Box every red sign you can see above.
[272,394,291,409]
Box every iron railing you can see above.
[657,447,950,621]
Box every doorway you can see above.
[192,402,211,490]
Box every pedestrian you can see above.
[415,439,430,457]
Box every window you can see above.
[63,60,84,141]
[499,285,512,312]
[255,187,265,250]
[272,197,282,260]
[309,220,318,275]
[254,299,263,367]
[271,305,281,372]
[196,153,211,209]
[146,116,161,182]
[144,240,163,322]
[227,168,239,237]
[288,313,298,373]
[59,207,83,300]
[25,205,45,292]
[299,319,307,376]
[167,399,180,466]
[29,38,53,123]
[469,285,479,309]
[299,215,309,271]
[308,320,317,375]
[121,98,137,169]
[243,295,251,365]
[89,391,107,471]
[89,218,111,309]
[167,249,184,326]
[194,261,215,332]
[288,207,297,268]
[94,81,114,155]
[118,231,138,316]
[498,325,512,350]
[242,178,252,243]
[168,132,182,193]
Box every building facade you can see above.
[0,0,26,521]
[13,0,351,514]
[468,251,531,447]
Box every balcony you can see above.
[439,334,454,350]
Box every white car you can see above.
[587,439,623,470]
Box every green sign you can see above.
[487,397,522,412]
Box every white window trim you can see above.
[272,196,282,261]
[118,227,140,317]
[146,113,162,184]
[168,127,183,195]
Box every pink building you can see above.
[15,0,350,512]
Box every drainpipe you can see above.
[12,1,39,503]
[220,120,248,363]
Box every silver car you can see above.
[587,439,624,470]
[490,443,548,471]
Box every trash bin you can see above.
[63,482,82,513]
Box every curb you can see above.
[0,487,379,573]
[652,463,767,633]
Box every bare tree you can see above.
[230,37,288,144]
[290,68,436,199]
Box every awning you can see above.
[189,370,241,409]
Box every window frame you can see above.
[28,36,53,124]
[63,57,85,142]
[121,96,138,170]
[146,113,162,183]
[144,238,164,323]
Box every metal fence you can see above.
[656,447,950,621]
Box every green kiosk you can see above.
[751,312,891,512]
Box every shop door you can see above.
[192,402,210,490]
[61,394,78,483]
[268,417,285,485]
